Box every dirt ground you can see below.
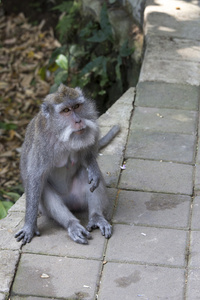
[0,2,60,200]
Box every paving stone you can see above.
[0,212,24,230]
[125,130,196,163]
[98,103,133,129]
[135,82,199,110]
[191,196,200,230]
[139,58,200,85]
[12,253,101,299]
[130,107,198,134]
[194,164,200,192]
[98,154,123,188]
[23,215,106,259]
[23,187,117,258]
[12,297,54,300]
[0,250,20,293]
[145,36,200,63]
[0,230,22,251]
[106,224,187,267]
[145,0,200,40]
[187,269,200,299]
[0,212,24,250]
[98,263,185,300]
[0,294,6,300]
[113,190,191,229]
[99,126,128,157]
[119,159,193,195]
[196,136,200,164]
[188,231,200,269]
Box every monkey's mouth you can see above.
[74,128,85,135]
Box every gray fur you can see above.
[15,85,119,245]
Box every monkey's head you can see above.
[41,84,99,150]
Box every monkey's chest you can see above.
[54,152,79,168]
[50,158,86,192]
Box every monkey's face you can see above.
[41,86,99,150]
[59,102,86,136]
[58,100,99,148]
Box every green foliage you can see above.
[52,1,81,42]
[0,201,13,219]
[49,1,134,102]
[87,3,113,43]
[0,122,17,130]
[0,188,21,219]
[55,54,68,70]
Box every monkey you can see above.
[15,84,120,245]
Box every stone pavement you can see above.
[1,0,200,299]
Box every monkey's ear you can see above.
[41,102,52,118]
[75,87,83,96]
[58,83,67,94]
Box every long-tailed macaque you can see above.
[15,84,120,245]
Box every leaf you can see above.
[2,201,13,211]
[51,1,74,12]
[87,3,113,43]
[98,90,106,95]
[119,40,134,57]
[55,54,68,70]
[48,46,67,66]
[54,70,68,84]
[4,192,20,202]
[0,122,17,130]
[100,3,113,40]
[81,56,106,76]
[0,201,7,219]
[38,67,46,80]
[79,21,97,38]
[87,30,108,43]
[56,14,75,42]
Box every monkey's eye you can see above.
[62,107,71,114]
[73,104,80,110]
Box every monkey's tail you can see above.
[98,125,120,150]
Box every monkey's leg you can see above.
[41,182,91,244]
[86,180,112,239]
[15,175,42,244]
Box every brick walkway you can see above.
[1,0,200,299]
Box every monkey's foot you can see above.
[15,225,40,245]
[68,220,91,244]
[87,214,112,239]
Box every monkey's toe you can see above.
[68,221,91,244]
[87,215,112,239]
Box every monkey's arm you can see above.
[15,174,43,244]
[85,154,101,192]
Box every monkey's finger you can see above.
[86,223,98,231]
[99,224,112,239]
[90,185,95,193]
[71,233,89,244]
[15,230,25,241]
[88,178,93,184]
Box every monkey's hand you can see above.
[15,224,40,245]
[87,214,112,239]
[68,220,91,244]
[87,166,100,193]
